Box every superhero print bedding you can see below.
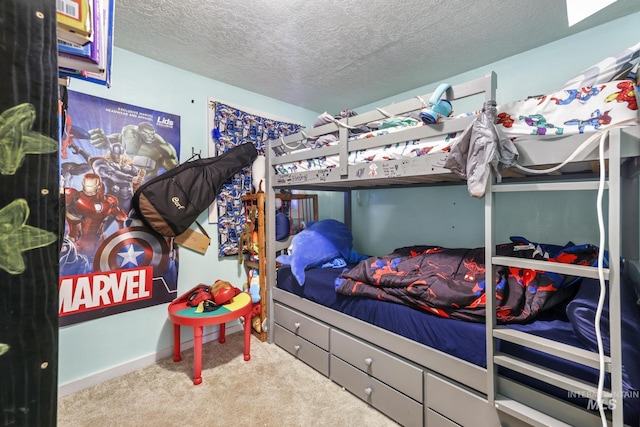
[334,237,600,323]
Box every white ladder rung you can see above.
[493,328,611,371]
[494,354,613,402]
[494,395,574,427]
[492,256,609,280]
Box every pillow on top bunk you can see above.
[565,264,640,394]
[307,112,338,148]
[313,112,334,127]
[554,41,640,92]
[275,219,353,286]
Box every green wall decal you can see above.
[0,103,58,175]
[0,198,57,275]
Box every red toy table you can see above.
[168,285,252,385]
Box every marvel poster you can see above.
[59,91,181,326]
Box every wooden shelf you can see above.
[241,193,267,341]
[240,192,320,342]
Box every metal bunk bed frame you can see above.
[264,71,640,426]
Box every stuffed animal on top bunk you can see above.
[306,110,370,148]
[553,40,640,92]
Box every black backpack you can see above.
[132,143,258,237]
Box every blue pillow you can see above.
[565,264,640,414]
[276,219,352,286]
[275,211,290,241]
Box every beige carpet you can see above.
[58,332,399,427]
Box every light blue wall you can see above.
[357,13,640,112]
[58,47,319,387]
[350,13,639,256]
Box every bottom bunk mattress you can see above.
[276,264,640,425]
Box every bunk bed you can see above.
[264,50,640,426]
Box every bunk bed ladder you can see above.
[486,128,626,426]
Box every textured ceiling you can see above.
[114,0,640,113]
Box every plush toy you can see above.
[248,268,261,302]
[251,155,266,193]
[275,219,353,286]
[251,302,261,318]
[252,316,262,333]
[251,230,259,254]
[249,302,262,333]
[238,205,257,264]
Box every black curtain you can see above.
[0,0,61,425]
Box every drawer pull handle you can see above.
[364,357,373,366]
[294,322,301,330]
[364,387,372,396]
[294,344,300,352]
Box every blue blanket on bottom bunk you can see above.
[276,264,640,425]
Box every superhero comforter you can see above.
[334,239,599,323]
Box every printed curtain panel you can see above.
[208,100,302,256]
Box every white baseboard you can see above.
[58,323,243,397]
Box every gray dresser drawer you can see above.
[330,329,423,402]
[274,324,329,376]
[331,355,422,427]
[426,409,461,427]
[274,303,329,350]
[426,373,500,427]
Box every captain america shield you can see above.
[93,227,170,276]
